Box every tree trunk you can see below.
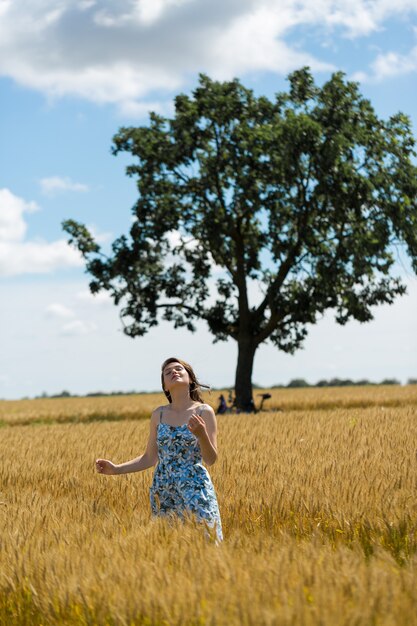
[234,336,257,412]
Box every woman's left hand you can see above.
[187,413,207,438]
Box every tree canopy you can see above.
[63,68,417,411]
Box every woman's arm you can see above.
[189,405,218,466]
[96,410,159,475]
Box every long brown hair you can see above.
[161,357,210,403]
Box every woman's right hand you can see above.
[95,458,118,475]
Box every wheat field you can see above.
[1,386,417,625]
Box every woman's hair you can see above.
[161,357,211,403]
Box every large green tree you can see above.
[63,68,417,411]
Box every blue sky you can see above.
[1,0,416,399]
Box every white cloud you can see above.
[350,69,368,82]
[94,0,193,27]
[45,303,75,318]
[39,176,89,196]
[210,4,332,78]
[7,0,417,112]
[78,0,97,11]
[117,98,173,118]
[0,240,84,276]
[86,224,112,244]
[76,289,112,305]
[0,187,83,276]
[0,188,39,242]
[305,0,417,38]
[137,0,192,26]
[60,319,98,335]
[357,46,417,82]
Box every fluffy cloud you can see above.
[7,0,414,112]
[302,0,417,37]
[0,188,39,242]
[354,45,417,82]
[60,319,98,335]
[0,187,83,276]
[45,303,75,318]
[0,1,415,121]
[45,296,105,340]
[76,289,112,305]
[85,224,113,244]
[0,240,84,276]
[39,176,89,196]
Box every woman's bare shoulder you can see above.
[150,405,169,419]
[152,404,170,412]
[198,403,215,415]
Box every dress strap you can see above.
[159,408,163,423]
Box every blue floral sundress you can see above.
[149,404,223,543]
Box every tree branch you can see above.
[253,206,310,329]
[155,301,208,319]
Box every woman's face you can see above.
[162,361,190,394]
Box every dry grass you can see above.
[0,388,417,625]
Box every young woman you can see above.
[95,357,223,544]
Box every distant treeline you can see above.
[30,378,417,399]
[268,378,417,389]
[35,390,156,399]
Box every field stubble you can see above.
[0,387,416,625]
